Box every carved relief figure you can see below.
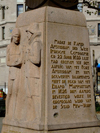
[24,23,41,122]
[6,28,22,119]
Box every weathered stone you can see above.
[2,6,100,133]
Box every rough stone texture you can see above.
[2,6,100,133]
[6,28,22,120]
[1,124,100,133]
[16,7,86,27]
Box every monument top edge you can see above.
[25,0,78,10]
[16,6,86,28]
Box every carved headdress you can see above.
[12,28,20,37]
[11,28,20,43]
[26,23,41,40]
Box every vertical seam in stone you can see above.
[44,6,48,131]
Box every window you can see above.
[98,75,100,91]
[98,3,100,15]
[2,6,5,19]
[98,24,100,38]
[17,4,23,17]
[2,27,5,40]
[98,76,100,84]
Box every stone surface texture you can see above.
[1,124,100,133]
[2,6,100,133]
[6,28,22,121]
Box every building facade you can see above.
[0,0,26,93]
[78,0,100,103]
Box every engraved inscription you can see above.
[49,40,92,110]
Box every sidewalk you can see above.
[0,117,4,133]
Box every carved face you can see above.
[13,34,20,44]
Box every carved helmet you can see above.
[12,28,20,37]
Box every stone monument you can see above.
[1,0,100,133]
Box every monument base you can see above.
[1,124,100,133]
[2,6,100,133]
